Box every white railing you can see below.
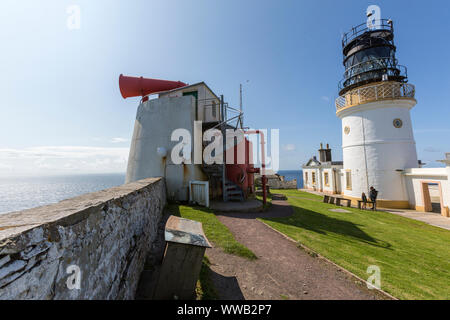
[335,82,415,111]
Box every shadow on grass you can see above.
[264,204,392,249]
[167,203,182,216]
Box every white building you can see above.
[303,147,449,217]
[303,18,449,218]
[125,82,221,201]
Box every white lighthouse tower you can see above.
[335,15,418,208]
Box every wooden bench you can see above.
[357,200,375,209]
[336,198,352,207]
[323,195,352,208]
[153,215,212,300]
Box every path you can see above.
[383,209,450,231]
[206,199,386,300]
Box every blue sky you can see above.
[0,0,449,176]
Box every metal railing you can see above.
[195,98,243,130]
[340,57,406,87]
[335,82,415,111]
[342,19,393,48]
[198,98,220,122]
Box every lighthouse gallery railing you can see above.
[335,82,415,111]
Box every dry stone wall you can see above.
[0,177,166,300]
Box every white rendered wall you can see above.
[126,95,207,201]
[159,83,220,123]
[403,168,449,211]
[338,99,418,201]
[322,168,334,194]
[303,168,320,190]
[303,169,312,189]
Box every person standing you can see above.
[361,192,368,209]
[369,186,378,211]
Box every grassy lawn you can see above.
[168,204,256,260]
[260,190,450,300]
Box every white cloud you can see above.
[111,137,128,143]
[0,146,129,176]
[282,144,296,151]
[321,96,330,102]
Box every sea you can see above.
[0,173,126,215]
[0,170,303,215]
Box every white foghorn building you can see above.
[303,18,449,217]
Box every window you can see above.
[305,172,308,185]
[393,118,403,128]
[324,172,329,186]
[346,170,352,190]
[312,172,316,185]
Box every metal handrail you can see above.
[342,19,393,48]
[335,82,415,111]
[197,98,243,129]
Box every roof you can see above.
[302,158,343,168]
[159,81,219,100]
[303,157,321,167]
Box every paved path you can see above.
[300,189,450,231]
[383,209,450,231]
[206,200,386,300]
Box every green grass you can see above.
[260,190,450,300]
[168,203,257,260]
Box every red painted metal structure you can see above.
[225,138,259,198]
[225,130,267,205]
[119,74,187,101]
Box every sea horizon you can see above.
[0,173,126,215]
[0,170,303,215]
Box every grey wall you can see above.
[0,178,166,300]
[126,96,207,201]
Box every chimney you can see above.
[318,143,332,163]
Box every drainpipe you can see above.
[245,130,266,205]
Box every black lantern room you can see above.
[339,19,408,95]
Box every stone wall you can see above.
[0,177,166,300]
[255,174,297,190]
